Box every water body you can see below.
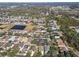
[0,2,79,8]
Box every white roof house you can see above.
[75,26,79,33]
[8,36,18,41]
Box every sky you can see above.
[0,0,79,2]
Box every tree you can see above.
[33,50,42,57]
[7,48,19,57]
[46,44,58,57]
[26,51,31,57]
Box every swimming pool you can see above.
[11,25,26,30]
